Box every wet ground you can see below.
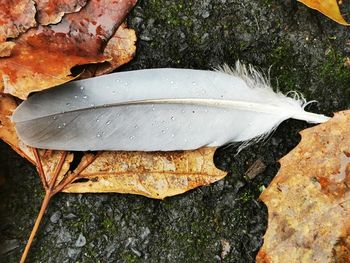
[1,0,349,262]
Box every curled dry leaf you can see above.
[62,148,226,199]
[34,0,88,25]
[257,110,350,263]
[0,0,138,99]
[0,0,36,41]
[298,0,349,26]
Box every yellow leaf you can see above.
[62,148,226,199]
[257,110,350,262]
[298,0,349,26]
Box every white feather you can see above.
[12,62,330,151]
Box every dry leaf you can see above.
[62,148,226,199]
[298,0,349,26]
[0,0,36,41]
[0,0,137,99]
[257,110,350,262]
[34,0,88,25]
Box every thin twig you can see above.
[19,191,51,263]
[20,150,68,263]
[48,151,67,189]
[53,154,97,195]
[33,148,48,190]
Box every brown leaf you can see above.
[62,148,226,199]
[34,0,88,25]
[257,111,350,262]
[298,0,349,26]
[0,0,138,99]
[0,0,36,41]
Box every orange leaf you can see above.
[298,0,349,26]
[257,111,350,262]
[0,0,36,41]
[0,0,138,99]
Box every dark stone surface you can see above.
[1,0,349,262]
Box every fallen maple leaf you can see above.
[257,110,350,262]
[0,0,137,99]
[298,0,349,26]
[0,0,36,42]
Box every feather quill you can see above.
[12,62,330,151]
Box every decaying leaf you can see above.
[298,0,349,26]
[34,0,88,25]
[257,110,350,262]
[0,0,138,99]
[0,0,36,41]
[62,148,226,199]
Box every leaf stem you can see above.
[19,191,52,263]
[20,150,68,262]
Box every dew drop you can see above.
[170,80,174,84]
[83,95,88,99]
[117,113,121,117]
[151,104,155,111]
[170,116,175,121]
[74,95,78,99]
[192,82,196,86]
[129,135,135,140]
[171,134,175,138]
[161,130,166,134]
[134,125,138,129]
[124,82,128,86]
[181,109,185,113]
[96,118,100,122]
[62,122,66,127]
[58,125,62,129]
[106,120,111,125]
[96,133,102,138]
[90,103,95,107]
[52,116,57,120]
[80,86,84,91]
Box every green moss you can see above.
[121,251,140,263]
[320,51,350,91]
